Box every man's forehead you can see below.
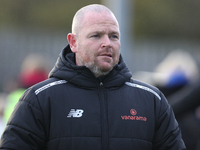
[83,22,120,36]
[82,12,119,28]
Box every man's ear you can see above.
[67,33,77,53]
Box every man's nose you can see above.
[101,36,111,48]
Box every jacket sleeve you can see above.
[0,88,46,149]
[153,92,186,150]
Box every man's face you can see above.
[74,11,121,77]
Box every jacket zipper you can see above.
[99,82,109,150]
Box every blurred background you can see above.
[1,0,200,149]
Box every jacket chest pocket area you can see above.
[49,105,102,138]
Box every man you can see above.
[0,4,186,150]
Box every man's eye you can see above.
[92,35,99,38]
[111,35,118,39]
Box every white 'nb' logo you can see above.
[67,109,84,118]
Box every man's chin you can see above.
[100,62,114,70]
[90,66,112,77]
[86,62,115,77]
[100,64,114,72]
[97,65,114,76]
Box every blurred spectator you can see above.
[168,76,200,150]
[18,53,49,89]
[133,49,200,150]
[3,53,49,122]
[153,50,199,97]
[0,94,7,137]
[133,49,200,97]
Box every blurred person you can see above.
[166,51,200,150]
[154,50,199,97]
[167,80,200,150]
[134,50,200,150]
[0,4,186,150]
[133,50,199,97]
[0,94,6,138]
[3,53,48,122]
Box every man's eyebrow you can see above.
[93,31,105,34]
[88,31,103,35]
[110,31,119,35]
[88,30,120,36]
[109,31,120,37]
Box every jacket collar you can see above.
[49,45,132,88]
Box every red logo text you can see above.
[121,109,147,121]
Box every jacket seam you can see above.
[48,136,101,142]
[6,124,45,142]
[47,136,152,143]
[19,95,46,140]
[35,94,47,139]
[119,72,129,81]
[19,99,41,111]
[153,126,179,146]
[157,105,169,121]
[111,137,152,143]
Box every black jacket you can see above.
[0,45,186,150]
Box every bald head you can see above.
[71,4,118,35]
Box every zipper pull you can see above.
[100,82,103,87]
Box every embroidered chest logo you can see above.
[67,109,84,118]
[121,109,147,121]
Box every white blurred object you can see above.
[133,50,200,87]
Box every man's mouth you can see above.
[101,53,112,57]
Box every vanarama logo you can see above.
[121,109,147,121]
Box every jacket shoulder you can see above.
[130,78,159,90]
[18,78,66,104]
[126,78,162,101]
[31,78,67,95]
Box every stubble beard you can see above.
[77,56,115,77]
[86,62,112,77]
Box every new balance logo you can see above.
[67,109,84,118]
